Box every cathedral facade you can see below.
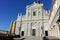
[10,0,60,38]
[15,2,49,36]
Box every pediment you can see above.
[26,2,43,9]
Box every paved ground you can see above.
[43,36,60,40]
[14,36,43,40]
[14,36,60,40]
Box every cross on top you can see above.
[36,0,40,4]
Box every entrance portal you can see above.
[45,31,48,36]
[32,29,36,36]
[21,31,24,36]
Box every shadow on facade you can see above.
[0,34,20,40]
[43,36,60,40]
[0,36,13,40]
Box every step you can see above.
[14,36,43,40]
[43,36,60,40]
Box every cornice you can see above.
[49,0,56,19]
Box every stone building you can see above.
[14,0,49,37]
[10,0,60,38]
[10,21,16,35]
[48,0,60,38]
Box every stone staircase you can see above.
[14,36,43,40]
[43,36,60,40]
[14,36,60,40]
[23,36,43,40]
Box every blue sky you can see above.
[0,0,52,31]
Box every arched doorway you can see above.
[21,31,24,36]
[32,29,36,36]
[45,31,48,36]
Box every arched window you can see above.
[33,12,36,16]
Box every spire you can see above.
[17,13,20,18]
[36,0,40,4]
[20,13,22,19]
[34,1,36,4]
[20,13,22,16]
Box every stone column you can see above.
[28,22,32,36]
[23,23,28,36]
[26,23,28,36]
[38,22,40,36]
[36,22,39,36]
[15,21,20,35]
[56,23,60,37]
[30,22,32,36]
